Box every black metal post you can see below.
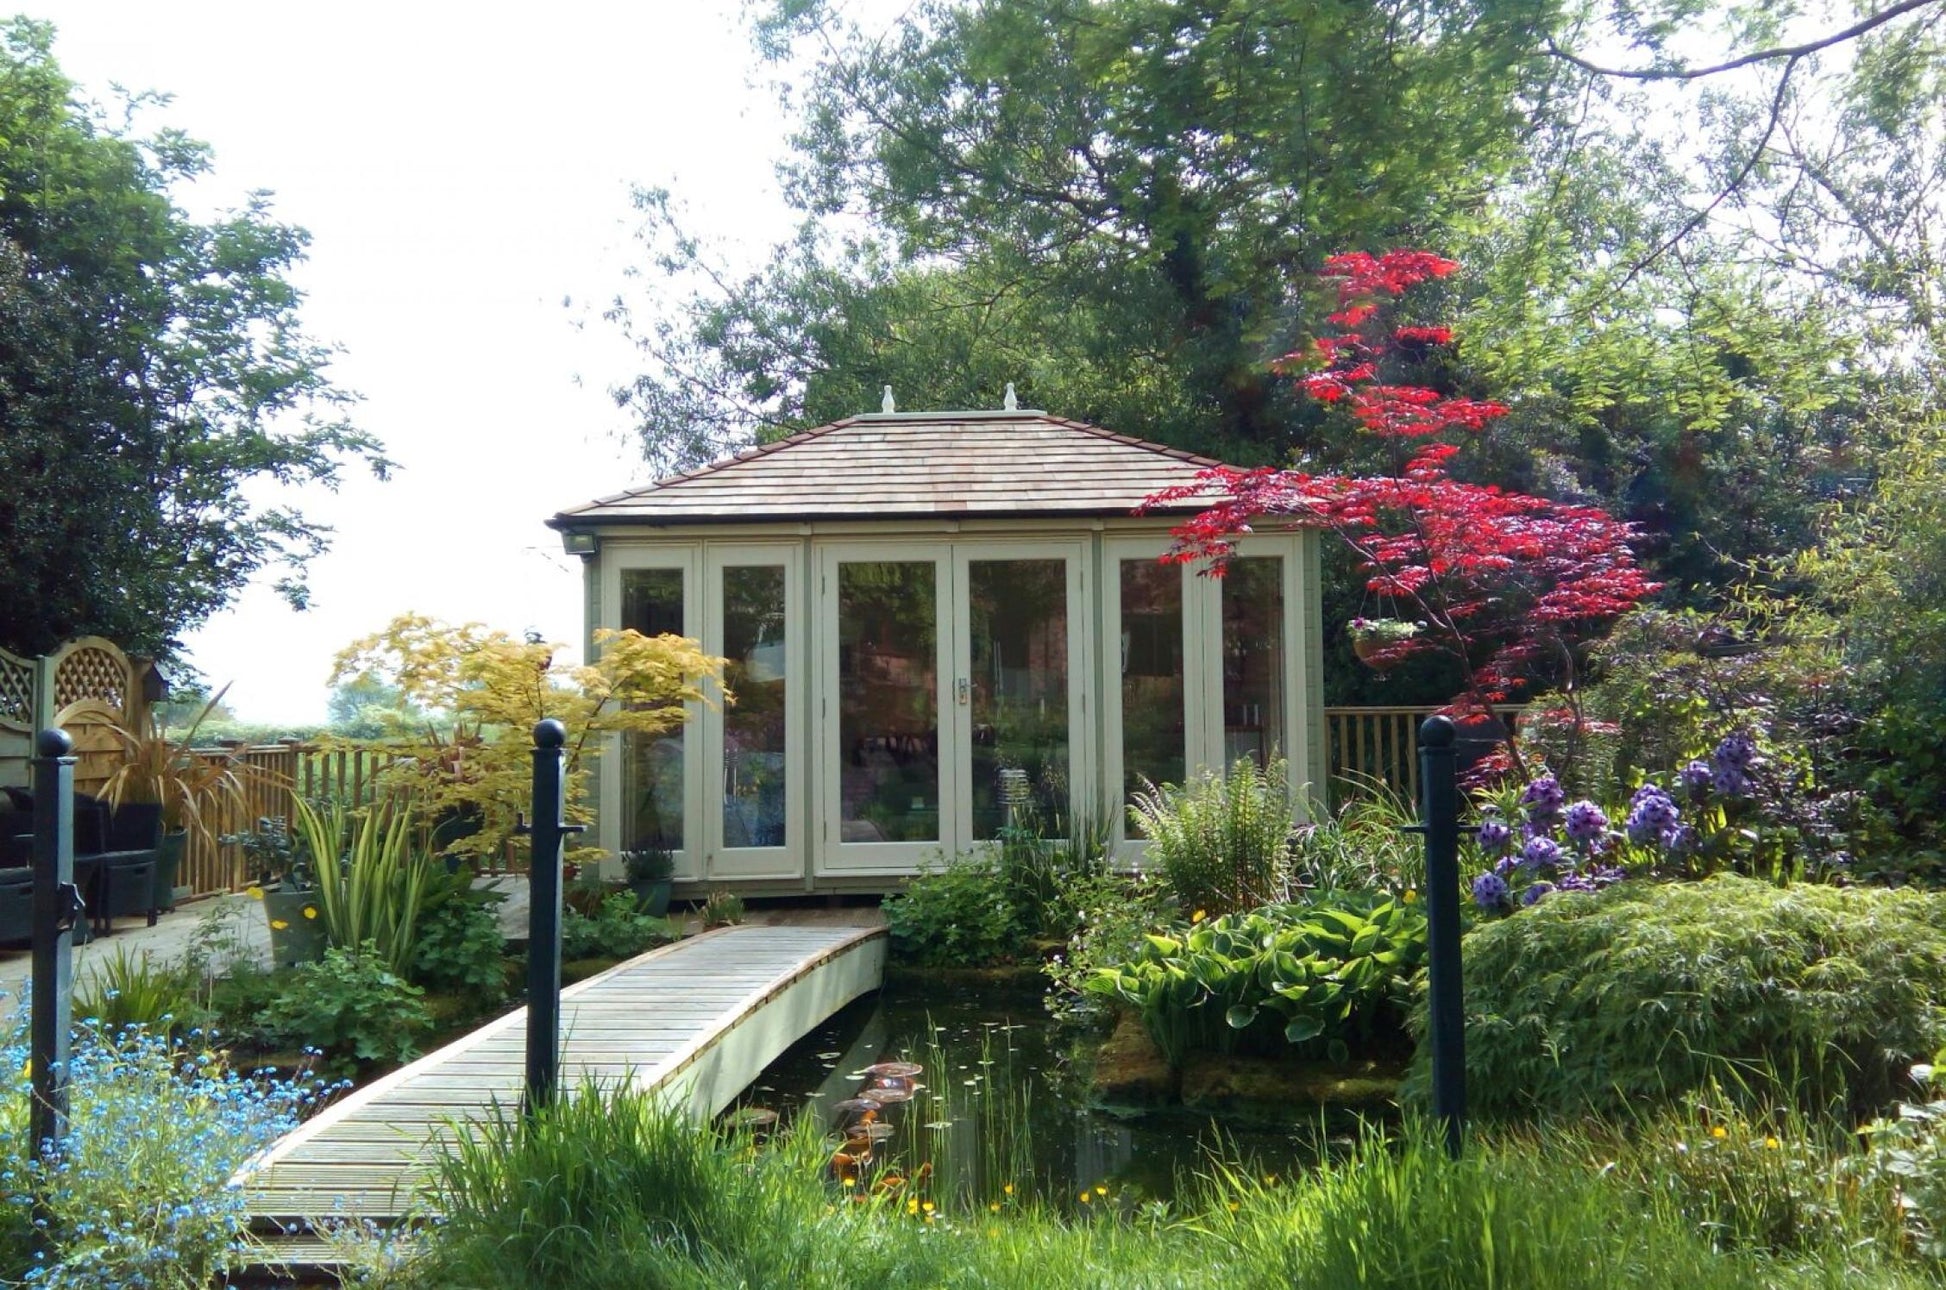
[30,729,80,1203]
[524,718,569,1113]
[1417,714,1466,1159]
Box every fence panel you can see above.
[1323,705,1528,807]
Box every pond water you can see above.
[729,976,1340,1213]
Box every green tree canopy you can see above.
[0,19,387,660]
[613,0,1564,469]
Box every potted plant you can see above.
[100,683,271,916]
[1346,617,1422,667]
[224,815,325,967]
[621,847,675,917]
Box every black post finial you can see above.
[34,728,72,758]
[533,718,568,749]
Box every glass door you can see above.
[951,544,1088,847]
[704,548,801,879]
[608,550,703,879]
[818,545,953,873]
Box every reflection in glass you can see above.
[969,559,1068,839]
[1120,559,1184,830]
[622,568,684,850]
[722,565,787,848]
[1223,557,1286,767]
[839,562,939,843]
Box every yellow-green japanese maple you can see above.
[329,614,726,860]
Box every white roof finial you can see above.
[881,385,895,414]
[1003,382,1018,411]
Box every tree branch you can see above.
[1544,0,1942,81]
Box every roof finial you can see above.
[881,385,895,414]
[1003,382,1018,411]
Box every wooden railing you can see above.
[1324,706,1428,806]
[1323,705,1528,806]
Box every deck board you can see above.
[237,922,885,1242]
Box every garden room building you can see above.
[548,402,1324,893]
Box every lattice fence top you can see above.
[51,637,131,716]
[0,646,30,732]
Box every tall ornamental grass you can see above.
[1420,875,1946,1119]
[292,795,435,974]
[393,1083,1923,1290]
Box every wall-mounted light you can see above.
[561,530,599,558]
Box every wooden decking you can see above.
[239,922,885,1241]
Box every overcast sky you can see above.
[32,2,828,723]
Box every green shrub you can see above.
[882,854,1024,967]
[408,871,510,998]
[1425,876,1946,1119]
[263,942,434,1076]
[1089,892,1426,1066]
[1130,757,1296,916]
[1862,1057,1946,1261]
[1043,870,1175,1027]
[558,893,677,962]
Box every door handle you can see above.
[956,678,970,706]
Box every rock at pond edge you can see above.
[1088,1013,1180,1113]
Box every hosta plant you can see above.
[1087,891,1426,1066]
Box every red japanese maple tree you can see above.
[1147,251,1659,777]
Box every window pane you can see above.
[969,559,1068,840]
[838,561,939,843]
[1120,559,1184,828]
[722,565,787,848]
[621,568,684,850]
[1223,557,1285,769]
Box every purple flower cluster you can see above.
[1476,815,1513,854]
[1625,784,1680,844]
[1521,775,1566,822]
[1710,734,1757,797]
[1564,800,1608,845]
[1472,871,1510,911]
[1678,759,1714,798]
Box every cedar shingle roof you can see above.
[549,411,1228,528]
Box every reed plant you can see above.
[72,945,195,1037]
[291,795,435,974]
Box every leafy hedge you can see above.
[1421,876,1946,1118]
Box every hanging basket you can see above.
[1352,635,1388,666]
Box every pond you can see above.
[728,976,1343,1213]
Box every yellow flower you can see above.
[302,906,318,920]
[1403,889,1418,904]
[1095,1184,1108,1196]
[1710,1125,1727,1139]
[922,1201,935,1214]
[1003,1183,1014,1196]
[246,886,264,900]
[1191,909,1207,923]
[842,1176,856,1187]
[1764,1137,1780,1150]
[1227,1201,1240,1212]
[269,919,289,931]
[1079,1190,1092,1204]
[989,1202,1001,1213]
[1263,1174,1278,1186]
[987,1227,1000,1238]
[907,1199,919,1215]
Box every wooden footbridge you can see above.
[238,922,885,1274]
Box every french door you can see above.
[816,542,1088,875]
